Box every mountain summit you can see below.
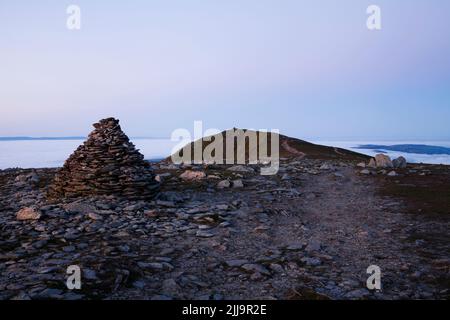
[169,129,369,163]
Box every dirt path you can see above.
[281,140,306,158]
[265,166,446,299]
[333,147,346,156]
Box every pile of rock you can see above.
[368,154,407,169]
[48,118,159,199]
[359,154,407,176]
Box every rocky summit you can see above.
[47,118,159,200]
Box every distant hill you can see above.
[356,144,450,155]
[0,136,85,141]
[169,129,369,163]
[0,136,167,141]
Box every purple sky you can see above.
[1,0,449,140]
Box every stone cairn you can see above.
[48,118,159,200]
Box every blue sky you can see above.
[0,0,449,140]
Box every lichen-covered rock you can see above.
[179,170,206,181]
[375,154,393,168]
[16,207,41,221]
[48,118,159,200]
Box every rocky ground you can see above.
[0,158,449,300]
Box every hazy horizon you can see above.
[1,1,450,140]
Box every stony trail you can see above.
[108,164,448,300]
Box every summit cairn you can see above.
[48,118,159,199]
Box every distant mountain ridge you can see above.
[0,136,167,141]
[0,136,85,141]
[356,144,450,155]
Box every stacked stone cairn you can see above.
[48,118,159,199]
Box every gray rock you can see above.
[225,259,249,267]
[161,279,181,297]
[227,165,255,173]
[269,263,284,273]
[37,288,64,299]
[151,294,173,300]
[217,180,231,189]
[216,204,229,210]
[124,203,145,211]
[356,162,366,168]
[118,245,130,252]
[345,288,370,299]
[306,239,322,252]
[301,257,322,266]
[87,212,103,220]
[11,292,32,300]
[32,240,48,249]
[241,263,271,275]
[393,156,407,168]
[138,262,164,270]
[132,280,146,289]
[38,266,60,274]
[387,171,398,177]
[286,243,304,251]
[232,180,244,188]
[63,202,96,214]
[63,292,85,300]
[83,268,98,280]
[196,230,215,238]
[62,246,76,252]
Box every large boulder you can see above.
[374,154,393,168]
[393,156,407,168]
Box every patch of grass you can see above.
[378,165,450,216]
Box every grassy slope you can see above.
[168,129,370,163]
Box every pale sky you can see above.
[1,0,449,140]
